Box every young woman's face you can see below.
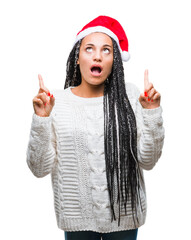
[77,32,113,86]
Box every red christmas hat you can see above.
[74,16,130,62]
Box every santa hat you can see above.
[74,16,130,62]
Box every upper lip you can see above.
[90,64,103,72]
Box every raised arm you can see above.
[127,70,164,170]
[137,70,164,170]
[26,75,56,177]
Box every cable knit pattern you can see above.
[26,83,164,233]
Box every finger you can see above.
[37,92,50,105]
[145,82,154,93]
[148,88,156,99]
[153,92,161,101]
[49,94,55,106]
[38,74,50,94]
[33,97,44,107]
[144,69,149,90]
[38,74,44,89]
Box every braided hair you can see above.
[64,38,143,227]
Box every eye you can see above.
[103,48,110,54]
[86,47,93,53]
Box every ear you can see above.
[77,59,79,65]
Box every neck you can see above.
[73,82,105,98]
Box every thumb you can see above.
[49,94,55,106]
[139,92,146,102]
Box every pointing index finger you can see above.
[144,69,149,90]
[38,74,44,89]
[38,74,49,94]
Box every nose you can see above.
[93,49,102,62]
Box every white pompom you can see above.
[121,51,130,62]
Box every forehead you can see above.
[81,32,113,46]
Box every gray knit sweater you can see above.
[26,83,164,233]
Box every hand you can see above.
[139,69,161,109]
[33,74,55,117]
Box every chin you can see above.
[88,79,106,86]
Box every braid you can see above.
[64,38,143,227]
[104,39,142,226]
[64,40,82,89]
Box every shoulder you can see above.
[51,88,70,100]
[125,82,140,100]
[51,88,71,112]
[50,88,71,116]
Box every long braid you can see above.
[64,40,82,88]
[64,38,143,227]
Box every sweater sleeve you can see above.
[26,113,56,178]
[137,105,164,170]
[126,83,165,170]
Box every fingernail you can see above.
[144,92,148,97]
[47,92,51,96]
[151,99,154,102]
[45,102,47,106]
[51,94,54,98]
[148,98,150,101]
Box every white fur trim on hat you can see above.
[121,51,130,62]
[75,26,120,49]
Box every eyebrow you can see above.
[85,43,112,48]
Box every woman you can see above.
[27,16,164,240]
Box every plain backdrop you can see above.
[1,0,191,239]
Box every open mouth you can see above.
[91,66,102,75]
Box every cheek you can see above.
[79,60,89,77]
[78,56,88,73]
[78,54,90,68]
[106,59,113,74]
